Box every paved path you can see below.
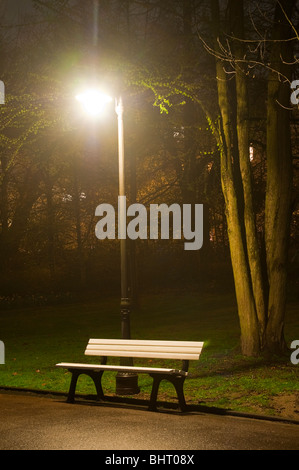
[0,391,298,450]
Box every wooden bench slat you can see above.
[85,349,200,360]
[88,339,203,348]
[85,345,202,354]
[85,339,203,360]
[56,362,187,376]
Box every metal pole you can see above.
[115,96,139,395]
[116,97,130,337]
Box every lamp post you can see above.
[76,89,139,395]
[115,97,130,340]
[115,96,139,394]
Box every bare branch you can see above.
[277,0,299,42]
[197,29,295,84]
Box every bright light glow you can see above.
[76,89,112,116]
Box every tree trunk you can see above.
[0,169,41,269]
[211,0,260,356]
[73,158,86,287]
[229,0,267,344]
[44,171,56,285]
[210,0,295,356]
[264,0,294,354]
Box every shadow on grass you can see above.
[191,350,292,379]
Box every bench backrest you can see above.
[85,339,204,360]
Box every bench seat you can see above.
[56,362,188,376]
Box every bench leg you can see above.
[149,374,187,412]
[66,369,105,403]
[67,370,80,403]
[87,371,105,401]
[149,375,162,411]
[169,376,187,412]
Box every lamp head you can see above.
[76,89,112,116]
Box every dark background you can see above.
[0,0,298,307]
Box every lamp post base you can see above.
[115,297,140,395]
[116,372,140,395]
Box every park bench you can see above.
[56,338,204,412]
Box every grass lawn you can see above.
[0,291,298,419]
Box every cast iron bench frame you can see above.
[56,338,204,412]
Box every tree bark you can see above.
[264,0,295,354]
[211,0,260,356]
[229,0,267,345]
[210,0,295,356]
[0,169,41,269]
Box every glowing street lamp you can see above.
[75,89,113,116]
[76,89,139,395]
